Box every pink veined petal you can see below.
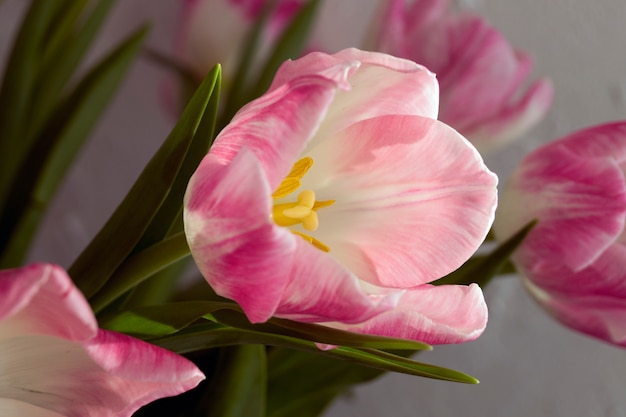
[0,331,203,417]
[462,78,554,151]
[523,277,626,347]
[302,115,497,287]
[495,122,626,272]
[517,238,626,300]
[0,263,96,341]
[274,238,399,324]
[82,329,205,417]
[439,18,528,129]
[341,283,488,344]
[271,49,439,131]
[208,73,339,190]
[184,149,297,323]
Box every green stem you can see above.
[90,232,191,313]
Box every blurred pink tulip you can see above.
[178,0,304,79]
[494,122,626,347]
[0,263,204,417]
[373,0,553,151]
[184,48,497,344]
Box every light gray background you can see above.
[2,1,626,416]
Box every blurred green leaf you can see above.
[204,345,267,417]
[267,348,381,417]
[252,0,321,98]
[30,0,117,140]
[69,65,221,299]
[0,1,57,204]
[433,220,536,287]
[0,25,149,267]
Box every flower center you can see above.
[271,157,334,252]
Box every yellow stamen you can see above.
[271,157,334,251]
[292,231,330,252]
[272,157,313,199]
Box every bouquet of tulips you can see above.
[1,1,623,416]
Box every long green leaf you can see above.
[29,0,117,140]
[267,348,381,417]
[0,1,57,205]
[153,323,477,383]
[133,68,221,252]
[0,26,149,267]
[69,65,221,298]
[204,345,267,417]
[213,309,432,351]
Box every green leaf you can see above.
[133,68,221,252]
[219,2,274,124]
[69,65,221,299]
[204,345,267,417]
[433,220,537,287]
[153,323,477,384]
[213,309,432,351]
[98,299,430,351]
[250,0,321,100]
[0,25,149,267]
[267,348,381,417]
[0,1,57,204]
[100,300,218,337]
[29,0,117,140]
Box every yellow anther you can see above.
[272,177,301,199]
[287,157,313,179]
[292,231,330,252]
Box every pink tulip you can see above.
[372,0,553,151]
[178,0,304,79]
[493,122,626,347]
[184,48,497,344]
[0,263,204,417]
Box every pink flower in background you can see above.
[184,48,497,344]
[0,263,204,417]
[494,122,626,347]
[373,0,553,151]
[178,0,304,79]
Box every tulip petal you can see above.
[302,115,497,287]
[0,263,96,341]
[275,238,398,324]
[185,149,298,322]
[0,331,203,417]
[343,283,487,344]
[463,78,554,150]
[524,277,626,347]
[496,122,626,273]
[271,49,440,135]
[208,74,339,189]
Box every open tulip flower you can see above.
[0,263,204,417]
[373,0,553,151]
[184,48,498,345]
[494,122,626,347]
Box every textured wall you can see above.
[1,1,625,416]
